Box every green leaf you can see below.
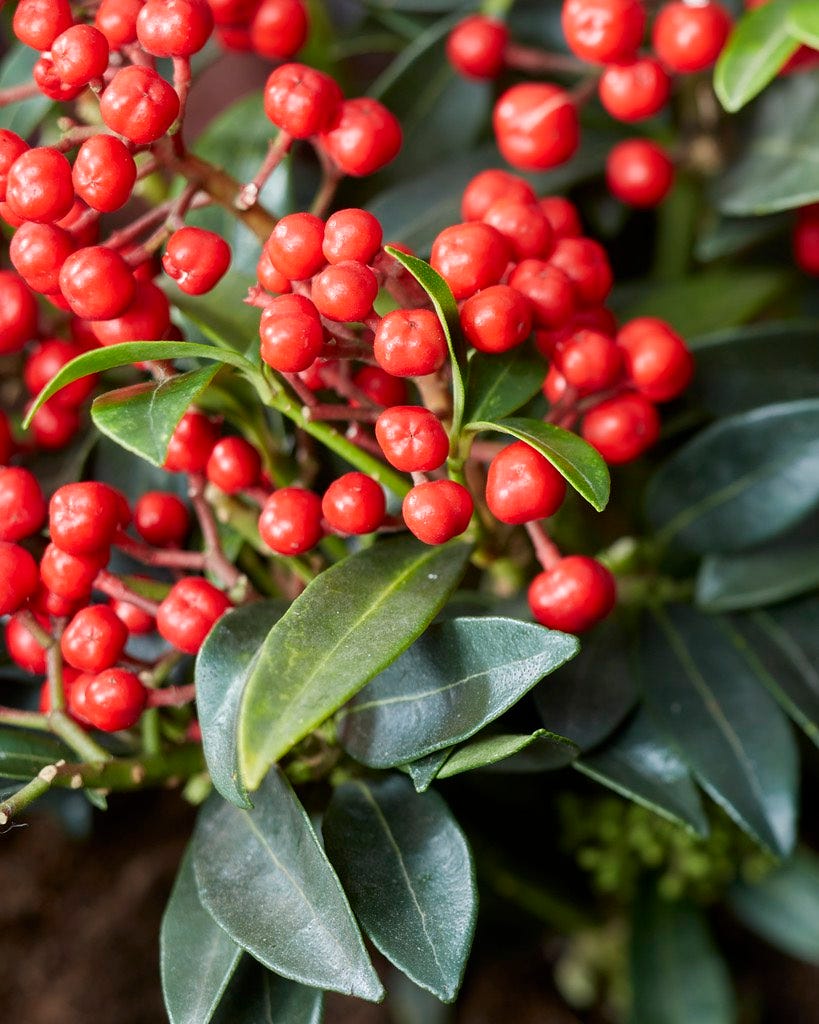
[695,212,790,263]
[0,728,72,780]
[534,620,638,751]
[192,772,383,1001]
[437,729,578,779]
[576,708,708,836]
[24,341,259,427]
[338,617,579,768]
[630,887,736,1024]
[714,0,799,113]
[462,346,545,425]
[787,0,819,47]
[384,245,465,441]
[196,601,287,807]
[238,536,471,788]
[690,321,819,415]
[640,604,798,856]
[90,365,219,467]
[729,849,819,964]
[0,45,51,136]
[212,960,324,1024]
[717,74,819,215]
[465,417,610,512]
[696,537,819,612]
[160,846,242,1024]
[646,399,819,554]
[404,749,452,793]
[323,776,476,1002]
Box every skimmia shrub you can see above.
[1,0,819,1019]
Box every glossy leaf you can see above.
[729,849,819,964]
[462,346,545,425]
[192,771,383,1001]
[196,601,287,807]
[714,0,799,112]
[338,617,579,768]
[630,887,736,1024]
[91,366,219,467]
[212,959,323,1024]
[0,728,72,780]
[466,417,610,512]
[437,729,578,779]
[696,537,819,612]
[640,604,798,856]
[238,536,471,788]
[787,0,819,47]
[160,846,242,1024]
[384,246,465,440]
[534,619,638,751]
[323,776,476,1002]
[576,708,708,836]
[646,399,819,554]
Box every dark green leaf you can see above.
[690,321,819,415]
[630,888,736,1024]
[0,45,51,135]
[323,776,476,1002]
[196,601,287,806]
[714,0,799,113]
[466,417,610,512]
[238,537,471,788]
[192,772,383,1001]
[438,729,578,778]
[646,399,819,554]
[91,365,219,467]
[0,728,72,781]
[212,959,324,1024]
[404,749,451,793]
[787,0,819,47]
[576,708,708,836]
[696,537,819,612]
[534,620,638,751]
[462,346,545,424]
[338,617,578,768]
[160,846,242,1024]
[641,604,798,856]
[729,849,819,963]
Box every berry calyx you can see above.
[258,487,323,555]
[156,577,231,654]
[322,472,386,535]
[51,24,110,86]
[61,604,129,673]
[403,480,474,545]
[100,65,181,145]
[528,555,616,633]
[486,442,567,525]
[375,406,450,472]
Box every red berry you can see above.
[61,604,128,673]
[375,406,449,472]
[10,223,74,296]
[549,237,613,307]
[606,139,675,207]
[652,1,732,73]
[257,249,291,294]
[81,668,147,731]
[561,0,646,63]
[460,285,533,353]
[265,212,325,281]
[322,208,382,265]
[164,410,220,473]
[39,666,84,715]
[508,260,575,329]
[259,487,323,555]
[163,227,231,295]
[0,130,29,202]
[0,542,39,615]
[6,148,74,224]
[6,611,50,674]
[259,294,325,373]
[320,98,402,177]
[0,467,46,543]
[40,543,107,602]
[486,442,567,525]
[403,480,473,545]
[263,63,342,138]
[13,0,73,50]
[616,317,694,402]
[793,206,819,275]
[72,135,137,214]
[493,84,579,171]
[483,199,554,262]
[206,436,261,493]
[599,58,670,121]
[51,24,110,86]
[24,339,96,407]
[59,246,136,321]
[430,222,510,300]
[322,472,385,535]
[95,0,142,48]
[373,309,448,378]
[32,54,84,101]
[555,328,623,394]
[137,0,214,56]
[157,577,231,654]
[446,15,509,79]
[90,280,171,346]
[111,598,155,635]
[528,555,616,633]
[134,491,190,547]
[581,391,660,463]
[0,413,13,465]
[100,66,181,145]
[0,270,38,353]
[539,196,583,241]
[250,0,309,59]
[311,261,378,322]
[49,482,122,557]
[352,366,407,407]
[461,169,537,222]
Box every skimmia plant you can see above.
[1,0,819,1020]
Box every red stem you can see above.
[94,570,161,616]
[525,521,562,571]
[146,684,196,708]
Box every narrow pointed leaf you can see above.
[196,601,287,806]
[438,729,578,779]
[212,959,324,1024]
[238,536,471,788]
[714,0,799,113]
[0,728,72,780]
[192,772,383,1001]
[323,776,476,1002]
[338,617,579,768]
[466,417,609,511]
[641,604,798,855]
[462,346,545,424]
[160,846,243,1024]
[405,749,451,793]
[576,708,708,836]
